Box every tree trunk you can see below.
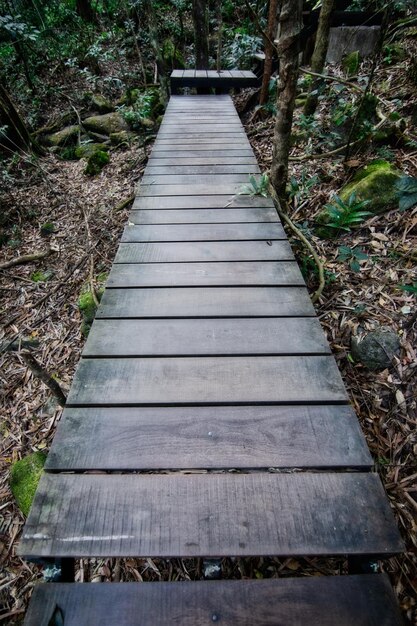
[192,0,209,69]
[0,84,43,155]
[259,0,279,106]
[76,0,97,23]
[304,0,335,117]
[270,0,303,203]
[216,0,223,73]
[143,0,169,104]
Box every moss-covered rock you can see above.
[340,160,402,214]
[75,142,108,159]
[84,150,110,176]
[45,125,79,147]
[342,50,360,76]
[10,451,46,516]
[351,327,401,371]
[109,131,135,146]
[83,112,128,136]
[90,93,114,113]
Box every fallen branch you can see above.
[268,183,325,303]
[115,194,135,212]
[0,247,55,271]
[299,67,363,93]
[2,339,66,406]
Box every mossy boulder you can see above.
[90,93,114,113]
[10,451,46,516]
[75,142,108,159]
[83,112,128,136]
[351,327,401,371]
[45,125,79,147]
[340,160,402,214]
[109,130,135,146]
[84,150,110,176]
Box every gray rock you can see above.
[83,112,128,135]
[327,26,381,64]
[351,327,401,371]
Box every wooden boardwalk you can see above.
[21,95,403,624]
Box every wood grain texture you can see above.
[24,576,403,626]
[83,318,331,357]
[107,262,304,287]
[145,165,260,174]
[97,287,316,318]
[66,356,347,405]
[128,208,278,224]
[141,174,250,185]
[20,473,403,557]
[46,405,371,470]
[146,152,254,160]
[114,241,292,263]
[121,223,286,242]
[132,195,273,209]
[148,157,258,166]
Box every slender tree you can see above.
[304,0,335,116]
[143,0,169,104]
[270,0,303,203]
[259,0,279,106]
[0,84,43,155]
[75,0,97,23]
[192,0,209,69]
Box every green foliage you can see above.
[31,270,53,283]
[398,283,417,295]
[40,222,55,237]
[120,88,162,130]
[224,32,262,69]
[239,174,269,197]
[337,246,368,272]
[9,451,46,516]
[78,277,106,336]
[321,193,372,234]
[84,150,110,176]
[395,176,417,211]
[288,172,320,203]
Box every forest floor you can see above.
[0,59,416,624]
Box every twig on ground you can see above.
[0,247,56,271]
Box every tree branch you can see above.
[0,247,56,271]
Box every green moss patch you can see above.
[10,451,46,516]
[84,150,110,176]
[340,160,402,214]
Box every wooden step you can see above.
[121,223,286,242]
[128,208,278,224]
[24,575,403,626]
[19,473,402,558]
[46,405,372,471]
[97,287,315,318]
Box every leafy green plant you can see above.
[395,176,417,211]
[224,32,262,69]
[239,173,269,197]
[398,283,417,295]
[322,193,372,233]
[337,246,368,272]
[288,172,320,203]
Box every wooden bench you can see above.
[170,69,260,94]
[19,94,403,624]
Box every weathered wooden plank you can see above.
[141,174,250,185]
[159,124,243,131]
[195,69,207,78]
[20,472,403,557]
[23,575,403,626]
[152,145,250,153]
[121,223,285,242]
[148,151,254,160]
[147,158,258,166]
[132,194,273,209]
[66,356,347,405]
[115,241,291,263]
[46,404,372,470]
[107,261,303,287]
[138,184,252,197]
[97,287,315,318]
[84,318,331,357]
[182,69,196,78]
[170,69,184,78]
[128,208,278,224]
[145,165,260,174]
